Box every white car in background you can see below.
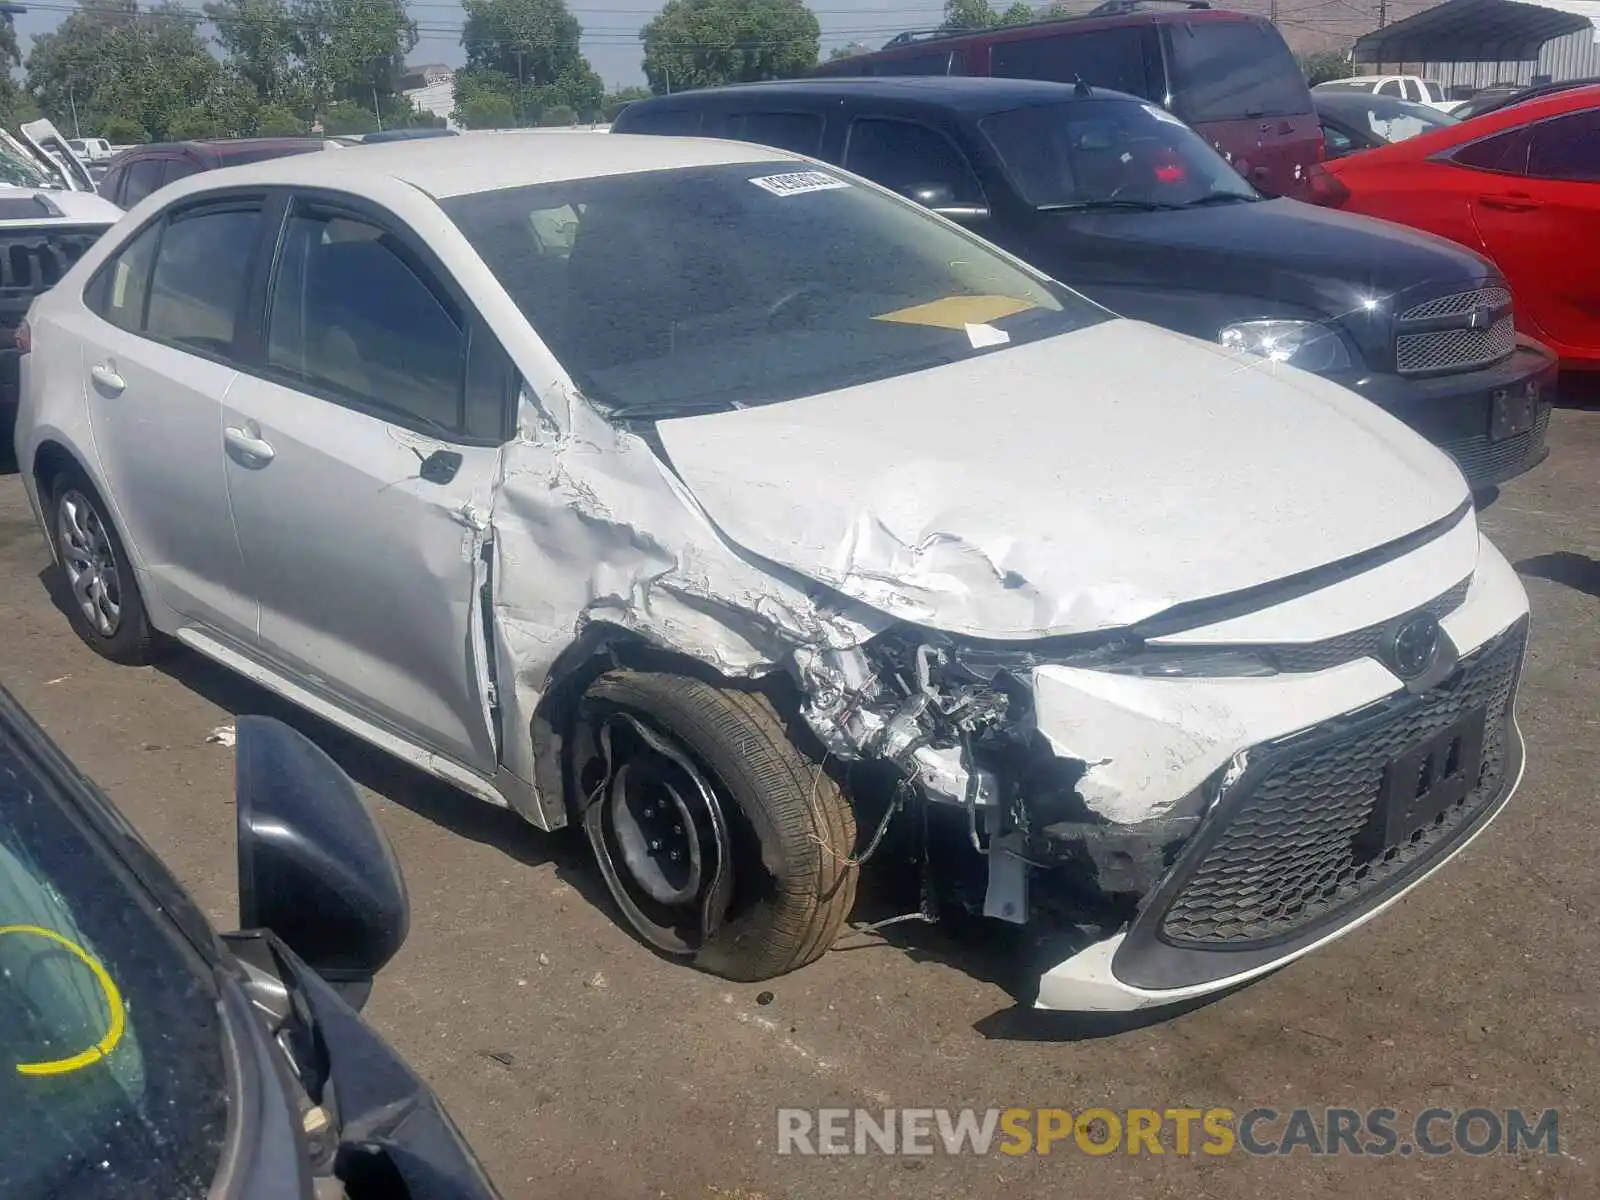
[12,133,1530,1013]
[1315,74,1465,113]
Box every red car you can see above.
[1305,85,1600,370]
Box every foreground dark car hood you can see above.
[1021,198,1495,335]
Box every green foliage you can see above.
[203,0,300,102]
[539,103,574,126]
[255,102,309,134]
[1301,50,1355,87]
[943,0,1039,29]
[601,84,651,121]
[457,0,605,122]
[26,1,231,142]
[453,90,517,129]
[641,0,820,94]
[98,115,148,143]
[319,98,380,134]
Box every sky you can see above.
[10,1,964,90]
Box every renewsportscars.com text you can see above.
[776,1107,1560,1157]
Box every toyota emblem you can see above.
[1389,613,1442,679]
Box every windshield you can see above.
[1333,95,1458,143]
[1164,20,1312,123]
[982,100,1258,209]
[0,143,53,189]
[443,162,1105,418]
[0,717,229,1197]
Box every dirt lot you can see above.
[1,400,1596,1200]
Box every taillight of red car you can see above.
[1304,163,1351,208]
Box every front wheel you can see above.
[571,670,857,982]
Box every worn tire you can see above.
[579,670,858,982]
[47,464,159,666]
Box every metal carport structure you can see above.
[1353,0,1600,91]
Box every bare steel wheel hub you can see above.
[581,711,733,956]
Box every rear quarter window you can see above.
[616,106,703,135]
[991,28,1153,98]
[1162,19,1312,122]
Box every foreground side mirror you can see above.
[236,715,409,1009]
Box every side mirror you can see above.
[899,182,990,223]
[236,715,409,1010]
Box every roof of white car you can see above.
[200,131,791,199]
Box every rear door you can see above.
[219,193,507,772]
[1471,107,1600,355]
[73,197,264,639]
[1160,18,1319,199]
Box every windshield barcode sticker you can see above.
[749,171,850,197]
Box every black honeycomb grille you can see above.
[1159,622,1524,946]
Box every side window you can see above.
[873,51,954,76]
[620,107,702,135]
[145,204,261,353]
[1377,79,1403,98]
[1450,127,1531,174]
[1526,111,1600,182]
[267,208,468,435]
[98,163,124,206]
[121,158,166,207]
[844,118,985,207]
[1402,79,1422,102]
[90,223,160,333]
[1322,123,1356,157]
[991,29,1150,98]
[730,111,825,156]
[162,157,200,186]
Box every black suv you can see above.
[614,77,1558,490]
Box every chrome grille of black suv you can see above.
[1158,621,1524,946]
[1392,283,1517,377]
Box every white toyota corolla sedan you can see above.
[12,132,1530,1012]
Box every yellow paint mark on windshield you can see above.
[873,294,1040,330]
[1,924,126,1076]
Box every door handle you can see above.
[1478,192,1541,212]
[224,424,275,465]
[89,362,125,395]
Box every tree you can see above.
[453,90,516,128]
[943,0,1038,29]
[295,0,417,121]
[204,0,300,104]
[942,0,997,30]
[458,0,605,122]
[26,1,234,141]
[601,84,650,121]
[318,98,379,133]
[1301,50,1355,87]
[538,103,573,126]
[99,115,148,143]
[255,102,309,134]
[641,0,820,95]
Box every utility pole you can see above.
[1378,0,1388,27]
[1269,0,1278,24]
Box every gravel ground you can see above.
[1,398,1595,1200]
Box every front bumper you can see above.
[1331,341,1558,489]
[1029,531,1530,1012]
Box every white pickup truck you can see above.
[1314,75,1464,114]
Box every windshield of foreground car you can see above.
[981,99,1260,211]
[0,729,229,1197]
[441,162,1107,418]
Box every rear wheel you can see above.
[571,670,857,981]
[48,466,158,665]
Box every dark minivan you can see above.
[613,77,1558,489]
[97,138,334,210]
[812,1,1321,199]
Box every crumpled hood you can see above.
[655,319,1470,639]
